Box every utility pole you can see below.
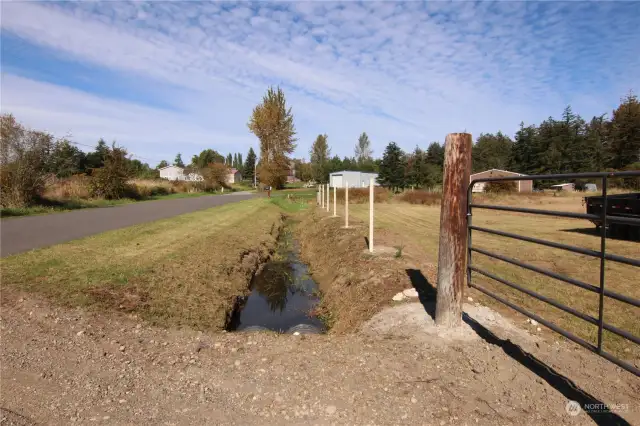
[435,133,473,328]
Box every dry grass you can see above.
[334,187,390,204]
[396,190,441,205]
[1,199,283,330]
[297,210,414,333]
[349,194,639,359]
[42,175,91,199]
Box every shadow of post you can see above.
[404,268,629,425]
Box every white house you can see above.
[159,166,203,182]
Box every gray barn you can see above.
[329,171,379,188]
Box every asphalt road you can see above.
[0,193,257,257]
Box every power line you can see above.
[65,140,156,162]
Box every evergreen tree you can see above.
[49,139,87,177]
[472,132,513,173]
[86,139,110,169]
[426,142,445,168]
[310,134,330,183]
[237,153,243,173]
[226,153,233,166]
[243,147,257,184]
[378,142,406,191]
[174,153,185,168]
[607,92,640,169]
[247,86,297,188]
[156,160,169,169]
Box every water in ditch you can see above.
[227,230,324,334]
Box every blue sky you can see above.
[2,1,639,166]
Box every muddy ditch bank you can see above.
[226,219,325,334]
[295,209,428,333]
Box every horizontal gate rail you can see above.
[467,170,640,377]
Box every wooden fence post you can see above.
[333,186,337,217]
[326,184,330,212]
[321,184,324,209]
[344,183,349,228]
[435,133,473,328]
[369,178,374,252]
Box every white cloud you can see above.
[1,1,639,165]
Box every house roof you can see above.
[329,170,379,175]
[470,168,526,177]
[158,165,183,171]
[229,168,240,174]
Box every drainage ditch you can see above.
[227,224,325,334]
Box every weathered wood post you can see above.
[344,183,349,228]
[435,133,473,328]
[333,186,337,217]
[369,178,374,252]
[317,185,320,205]
[321,184,324,209]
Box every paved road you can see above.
[0,193,257,257]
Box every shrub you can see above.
[484,180,517,194]
[130,179,174,197]
[201,163,229,191]
[334,187,389,204]
[43,175,91,200]
[89,145,131,199]
[0,114,55,207]
[397,190,441,205]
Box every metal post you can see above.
[333,186,337,217]
[597,176,608,351]
[344,183,349,228]
[369,177,374,252]
[435,133,473,328]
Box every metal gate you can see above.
[466,171,640,377]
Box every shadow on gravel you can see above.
[405,268,629,426]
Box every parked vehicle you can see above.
[584,192,640,239]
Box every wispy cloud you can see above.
[2,1,639,163]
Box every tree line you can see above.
[376,93,640,191]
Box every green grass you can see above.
[0,191,214,219]
[1,198,282,330]
[268,188,317,212]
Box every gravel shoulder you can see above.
[2,292,638,425]
[0,192,257,257]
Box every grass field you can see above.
[1,198,282,329]
[349,194,639,358]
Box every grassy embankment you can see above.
[345,192,638,358]
[1,198,282,330]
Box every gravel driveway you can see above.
[0,193,257,257]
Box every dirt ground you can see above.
[2,291,639,425]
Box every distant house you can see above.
[550,183,575,192]
[329,171,379,188]
[470,169,533,193]
[159,166,203,182]
[227,168,242,184]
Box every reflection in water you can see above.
[229,237,324,333]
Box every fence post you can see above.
[344,183,349,228]
[369,178,374,252]
[333,186,337,217]
[326,183,330,212]
[435,133,473,328]
[321,184,324,208]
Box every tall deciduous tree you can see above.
[237,153,243,173]
[244,147,257,184]
[191,149,224,169]
[310,133,330,183]
[247,86,296,188]
[355,132,372,164]
[174,153,185,168]
[378,142,406,191]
